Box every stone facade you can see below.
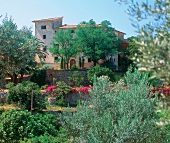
[33,17,63,64]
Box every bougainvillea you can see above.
[45,86,56,94]
[45,85,93,95]
[78,86,93,94]
[70,86,93,94]
[70,87,78,93]
[152,87,170,96]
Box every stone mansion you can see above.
[33,16,128,69]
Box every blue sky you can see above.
[0,0,137,38]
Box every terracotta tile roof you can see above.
[32,16,63,22]
[59,25,77,29]
[59,24,125,35]
[122,39,129,48]
[59,24,102,29]
[114,29,126,34]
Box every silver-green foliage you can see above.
[0,16,45,83]
[63,70,166,142]
[115,0,170,84]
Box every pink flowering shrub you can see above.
[152,87,170,96]
[45,85,93,95]
[45,86,56,94]
[70,87,78,93]
[70,86,93,94]
[78,86,93,94]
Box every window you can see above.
[43,35,46,39]
[43,46,47,52]
[54,56,58,61]
[41,25,46,29]
[88,58,92,62]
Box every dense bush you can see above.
[45,81,71,97]
[45,85,56,95]
[87,66,115,82]
[5,82,15,89]
[7,81,46,110]
[54,81,72,96]
[68,71,84,87]
[63,70,167,142]
[0,108,5,114]
[54,81,71,106]
[149,78,163,87]
[70,64,78,70]
[0,110,31,142]
[100,60,117,71]
[45,81,72,106]
[30,68,49,87]
[22,128,70,143]
[113,73,123,82]
[157,108,170,141]
[0,110,61,142]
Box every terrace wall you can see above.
[46,69,90,86]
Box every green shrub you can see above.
[5,82,15,89]
[149,78,163,87]
[63,70,166,142]
[30,69,49,87]
[87,66,115,83]
[123,68,149,86]
[68,71,84,87]
[0,110,61,142]
[22,128,70,143]
[51,81,71,107]
[0,108,5,114]
[25,113,60,137]
[157,108,170,141]
[40,84,48,90]
[70,64,78,70]
[113,73,123,82]
[7,81,46,110]
[54,81,71,97]
[101,60,117,71]
[56,96,66,107]
[0,110,31,142]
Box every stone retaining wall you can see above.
[46,69,90,86]
[0,92,8,104]
[64,92,90,106]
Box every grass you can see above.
[46,104,76,112]
[0,103,76,112]
[0,104,18,111]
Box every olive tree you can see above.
[115,0,170,84]
[0,16,45,84]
